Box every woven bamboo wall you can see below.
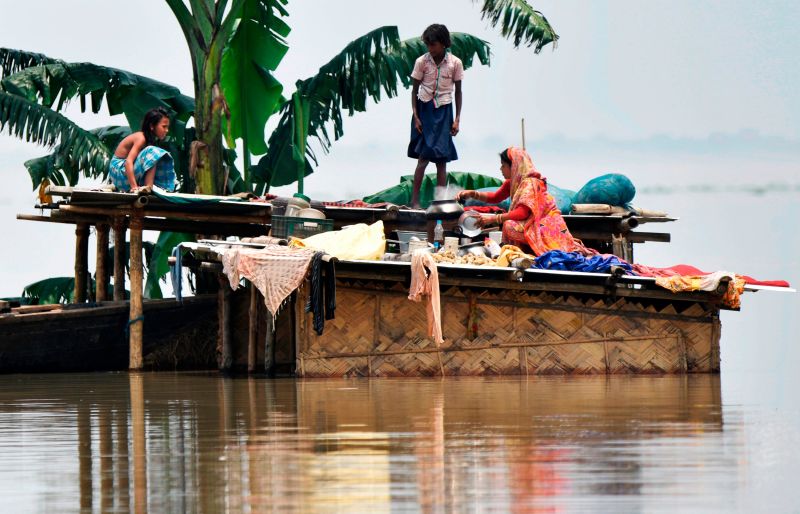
[296,279,721,377]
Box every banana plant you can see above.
[1,0,557,299]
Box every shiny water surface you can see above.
[0,373,797,513]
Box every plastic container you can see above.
[396,230,428,252]
[271,215,333,239]
[433,220,444,250]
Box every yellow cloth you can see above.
[291,220,386,260]
[495,245,535,268]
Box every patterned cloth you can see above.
[411,51,464,107]
[108,145,176,192]
[220,244,316,318]
[654,271,746,309]
[501,147,595,257]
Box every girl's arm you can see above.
[457,180,511,203]
[451,80,462,136]
[411,79,422,133]
[124,134,147,190]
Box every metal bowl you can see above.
[425,199,464,220]
[458,211,483,237]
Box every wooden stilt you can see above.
[96,223,110,302]
[129,373,147,514]
[74,223,89,303]
[247,285,258,373]
[113,217,127,301]
[218,275,233,371]
[129,214,144,370]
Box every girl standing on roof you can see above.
[108,107,176,192]
[407,24,464,208]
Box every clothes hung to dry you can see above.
[408,251,444,345]
[221,244,316,317]
[306,252,337,335]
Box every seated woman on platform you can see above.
[457,147,594,256]
[108,107,176,192]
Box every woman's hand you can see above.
[456,190,476,202]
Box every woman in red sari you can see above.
[457,147,594,256]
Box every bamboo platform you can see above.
[293,261,727,377]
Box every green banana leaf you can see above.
[0,91,111,179]
[1,61,194,129]
[362,171,503,208]
[0,48,57,80]
[220,0,289,157]
[144,232,195,300]
[476,0,559,51]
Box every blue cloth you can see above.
[407,99,458,163]
[573,173,635,206]
[534,250,635,275]
[108,145,176,192]
[171,244,183,303]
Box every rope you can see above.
[125,315,144,337]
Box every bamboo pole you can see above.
[113,217,127,301]
[218,275,233,371]
[248,284,259,373]
[521,118,526,150]
[96,223,110,302]
[264,314,274,375]
[74,223,89,303]
[129,214,144,370]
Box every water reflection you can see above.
[0,374,743,512]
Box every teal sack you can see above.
[547,183,576,214]
[573,173,635,206]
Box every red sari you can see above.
[501,147,595,256]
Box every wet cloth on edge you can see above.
[632,263,791,288]
[108,146,176,192]
[654,271,746,309]
[408,251,444,345]
[305,252,337,336]
[221,245,316,317]
[534,250,635,275]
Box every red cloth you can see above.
[632,263,790,287]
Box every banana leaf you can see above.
[476,0,559,51]
[0,48,57,80]
[220,0,289,157]
[362,171,503,208]
[1,61,194,129]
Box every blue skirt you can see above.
[407,100,458,163]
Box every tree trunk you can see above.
[194,61,225,196]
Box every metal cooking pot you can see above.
[425,199,464,220]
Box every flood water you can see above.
[0,372,797,513]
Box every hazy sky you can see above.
[0,0,798,293]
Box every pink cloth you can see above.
[408,251,444,345]
[632,263,790,288]
[221,245,316,317]
[411,52,464,107]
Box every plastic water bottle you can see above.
[433,220,444,251]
